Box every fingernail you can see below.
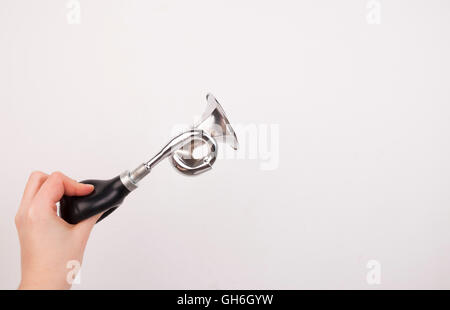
[85,184,94,189]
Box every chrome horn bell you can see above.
[171,93,239,175]
[121,93,239,190]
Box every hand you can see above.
[15,171,101,290]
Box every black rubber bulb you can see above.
[59,175,131,224]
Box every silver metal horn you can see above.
[171,93,239,175]
[119,94,239,191]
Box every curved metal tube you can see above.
[120,129,217,190]
[171,132,217,176]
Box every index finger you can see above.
[18,171,49,213]
[34,171,94,206]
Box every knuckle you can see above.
[50,171,64,181]
[25,209,39,223]
[14,214,21,227]
[29,170,45,181]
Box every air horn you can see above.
[60,94,239,224]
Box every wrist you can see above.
[19,272,71,290]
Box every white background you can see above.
[1,0,449,289]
